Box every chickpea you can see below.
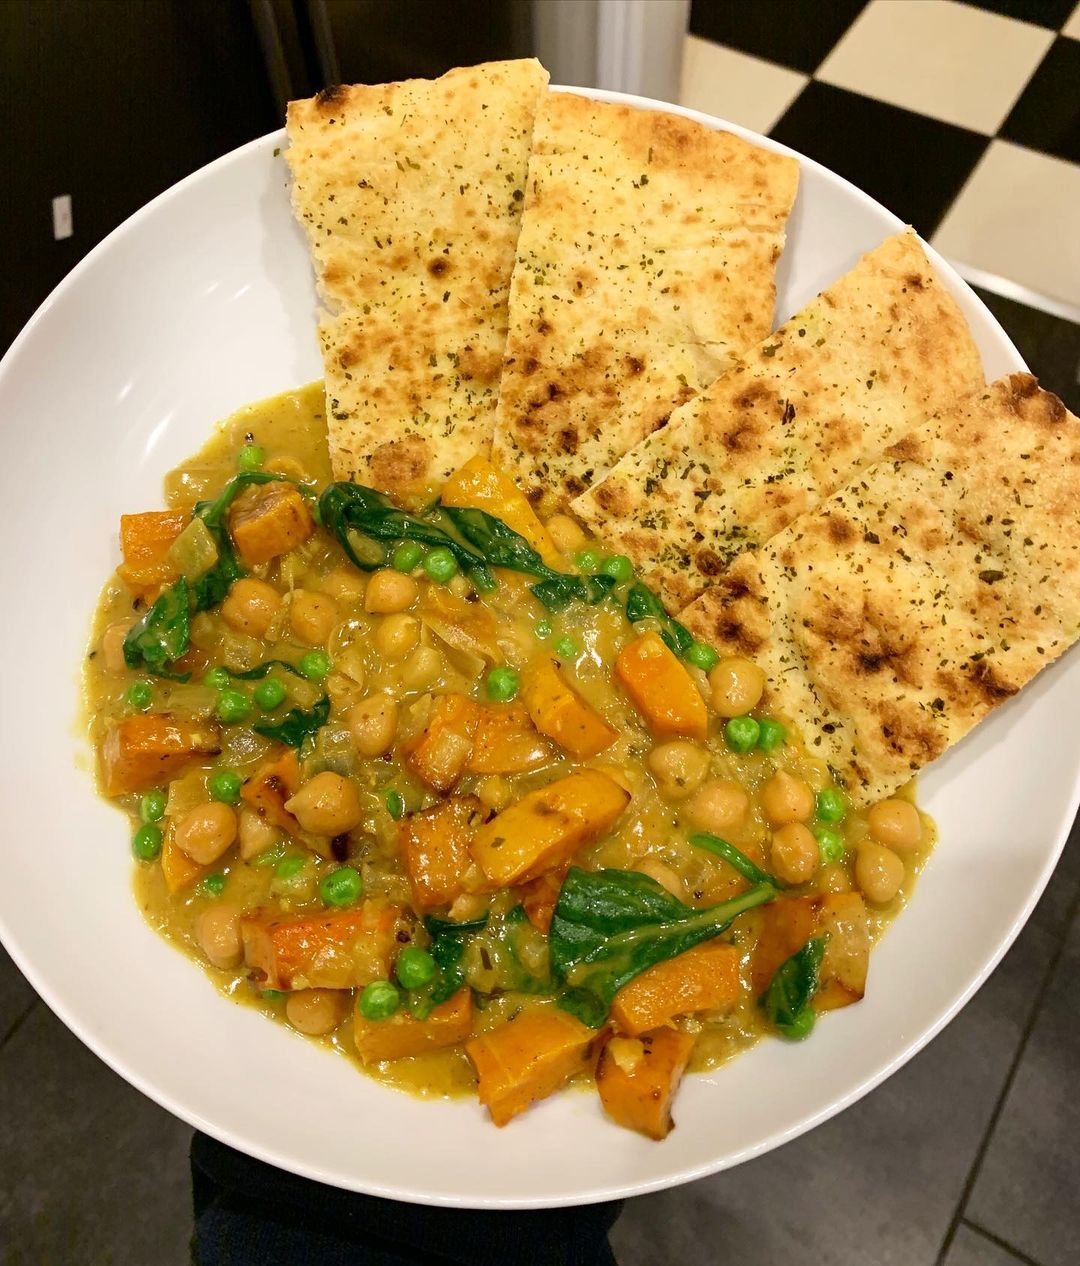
[195,903,243,970]
[374,613,419,660]
[289,590,340,645]
[476,775,513,812]
[546,513,587,555]
[347,695,398,757]
[364,570,418,615]
[761,770,815,826]
[686,780,749,834]
[400,645,443,691]
[855,841,905,905]
[321,568,367,604]
[819,862,853,894]
[285,771,363,836]
[770,822,820,885]
[635,857,687,899]
[175,802,238,865]
[221,578,282,638]
[101,619,136,674]
[868,799,923,851]
[647,740,711,800]
[238,807,282,860]
[708,657,766,718]
[285,989,349,1036]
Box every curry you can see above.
[84,384,932,1139]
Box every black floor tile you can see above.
[770,83,990,237]
[1000,36,1080,165]
[0,944,35,1045]
[0,1004,193,1265]
[688,0,868,73]
[973,285,1080,415]
[611,915,1056,1266]
[943,1222,1033,1266]
[957,0,1077,28]
[967,906,1080,1266]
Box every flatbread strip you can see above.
[680,375,1080,808]
[573,230,985,610]
[492,92,799,512]
[286,60,549,504]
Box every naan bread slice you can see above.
[286,60,549,504]
[574,231,985,610]
[680,375,1080,808]
[492,92,799,512]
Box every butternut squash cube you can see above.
[353,989,473,1063]
[229,481,315,567]
[610,940,741,1036]
[117,510,187,599]
[398,795,488,912]
[615,631,708,742]
[596,1027,696,1139]
[440,456,562,569]
[521,659,618,758]
[240,749,302,834]
[100,714,220,796]
[467,701,553,775]
[401,693,480,793]
[751,892,869,1011]
[241,901,399,991]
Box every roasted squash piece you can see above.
[751,892,870,1011]
[519,863,569,934]
[353,988,473,1063]
[100,714,220,796]
[160,825,207,895]
[229,481,315,567]
[596,1027,696,1140]
[610,940,740,1036]
[467,701,553,774]
[440,455,562,568]
[401,693,480,792]
[471,769,630,887]
[521,659,618,758]
[240,749,302,834]
[466,1008,597,1126]
[615,631,708,742]
[241,901,399,991]
[398,795,488,912]
[117,510,187,599]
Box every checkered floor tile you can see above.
[683,0,1080,314]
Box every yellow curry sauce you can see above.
[83,384,934,1135]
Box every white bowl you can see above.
[0,87,1073,1210]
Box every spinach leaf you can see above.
[409,914,490,1019]
[123,578,191,680]
[253,695,329,747]
[530,571,617,612]
[624,582,694,657]
[760,935,827,1040]
[195,472,295,532]
[226,659,306,681]
[438,505,558,579]
[550,867,776,1027]
[689,832,780,889]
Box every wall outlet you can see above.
[52,195,73,241]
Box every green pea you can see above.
[392,541,424,572]
[575,548,600,572]
[203,666,230,689]
[216,689,251,725]
[359,980,401,1020]
[208,769,243,804]
[816,788,847,824]
[132,823,163,862]
[254,677,287,711]
[261,989,285,1002]
[423,548,458,583]
[555,636,578,659]
[320,865,362,907]
[200,873,226,897]
[724,715,761,753]
[534,619,552,640]
[685,641,719,672]
[757,718,787,752]
[139,789,167,824]
[275,856,306,879]
[384,790,405,821]
[125,680,153,711]
[237,443,265,471]
[782,1007,816,1041]
[395,947,437,990]
[299,650,331,681]
[600,554,633,583]
[486,666,520,702]
[814,825,845,863]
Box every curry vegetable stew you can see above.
[84,61,1080,1141]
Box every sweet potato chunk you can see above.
[401,693,480,792]
[751,893,869,1011]
[117,510,187,599]
[353,989,473,1063]
[467,701,553,774]
[398,795,488,912]
[466,1008,597,1126]
[471,770,630,886]
[610,941,741,1036]
[100,715,220,796]
[229,481,315,567]
[160,826,206,894]
[596,1027,696,1140]
[440,456,562,568]
[519,864,569,934]
[521,659,617,758]
[240,749,301,833]
[241,901,399,991]
[615,631,708,742]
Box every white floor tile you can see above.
[1064,3,1080,40]
[678,34,808,136]
[932,140,1080,310]
[818,0,1054,134]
